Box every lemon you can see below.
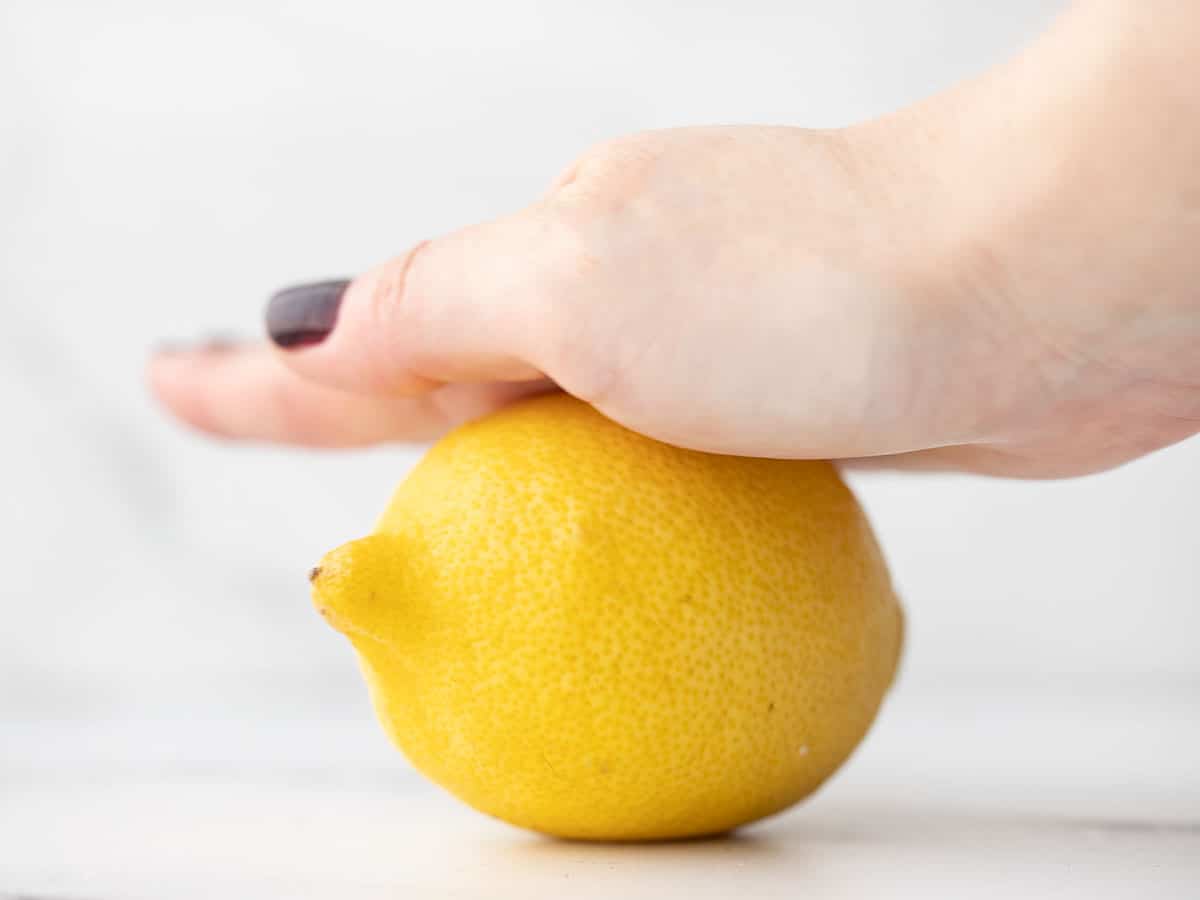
[312,393,903,840]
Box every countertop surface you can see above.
[4,681,1197,900]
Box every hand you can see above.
[150,1,1200,477]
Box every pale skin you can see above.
[150,1,1200,477]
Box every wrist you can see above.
[859,0,1200,444]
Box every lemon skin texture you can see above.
[312,393,903,841]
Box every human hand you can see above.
[150,2,1200,477]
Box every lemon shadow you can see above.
[503,825,788,864]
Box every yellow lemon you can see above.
[312,393,903,840]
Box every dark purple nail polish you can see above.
[266,279,350,349]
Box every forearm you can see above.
[883,0,1200,422]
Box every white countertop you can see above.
[4,680,1197,899]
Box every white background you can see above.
[1,2,1198,895]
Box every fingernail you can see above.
[266,279,350,349]
[154,334,243,355]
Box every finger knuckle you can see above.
[359,240,435,386]
[367,241,431,331]
[519,217,629,407]
[550,132,669,221]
